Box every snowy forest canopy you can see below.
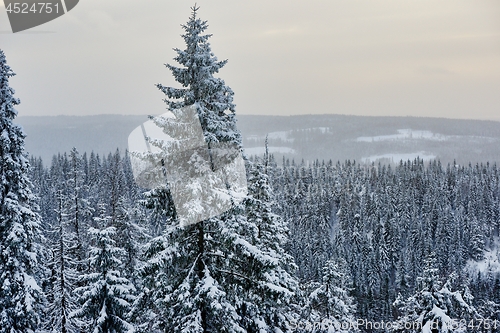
[2,5,500,333]
[25,149,500,332]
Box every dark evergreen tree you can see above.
[71,205,135,333]
[239,160,298,332]
[304,258,357,332]
[134,6,296,332]
[0,49,44,333]
[393,253,478,333]
[43,190,80,333]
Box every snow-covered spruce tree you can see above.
[71,205,135,333]
[87,151,104,212]
[133,6,296,332]
[303,258,357,333]
[0,49,44,333]
[393,253,479,333]
[67,147,92,261]
[156,7,240,148]
[43,190,80,333]
[102,150,145,282]
[240,159,298,332]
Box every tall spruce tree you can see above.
[134,6,296,332]
[303,258,357,333]
[393,253,478,333]
[156,6,240,147]
[241,160,298,332]
[67,147,91,256]
[71,205,135,333]
[43,190,79,333]
[0,49,44,333]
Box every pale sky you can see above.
[1,0,500,120]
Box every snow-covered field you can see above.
[246,128,331,144]
[356,129,450,142]
[247,131,294,143]
[244,146,296,156]
[362,152,436,163]
[310,127,330,134]
[356,129,496,143]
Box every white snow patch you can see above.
[247,131,294,143]
[24,273,41,312]
[267,131,294,142]
[421,305,454,333]
[315,127,330,134]
[362,152,436,163]
[244,146,296,156]
[246,127,331,144]
[466,245,500,276]
[356,129,448,142]
[355,128,497,144]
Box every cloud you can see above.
[85,10,120,33]
[417,67,455,76]
[263,27,302,36]
[3,0,500,120]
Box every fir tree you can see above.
[156,5,240,148]
[134,6,296,332]
[304,258,357,333]
[238,160,298,332]
[67,147,91,254]
[71,205,135,333]
[103,150,144,281]
[0,49,44,333]
[43,190,79,333]
[393,253,478,333]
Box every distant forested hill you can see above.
[17,115,145,163]
[17,114,500,165]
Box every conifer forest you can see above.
[1,6,500,333]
